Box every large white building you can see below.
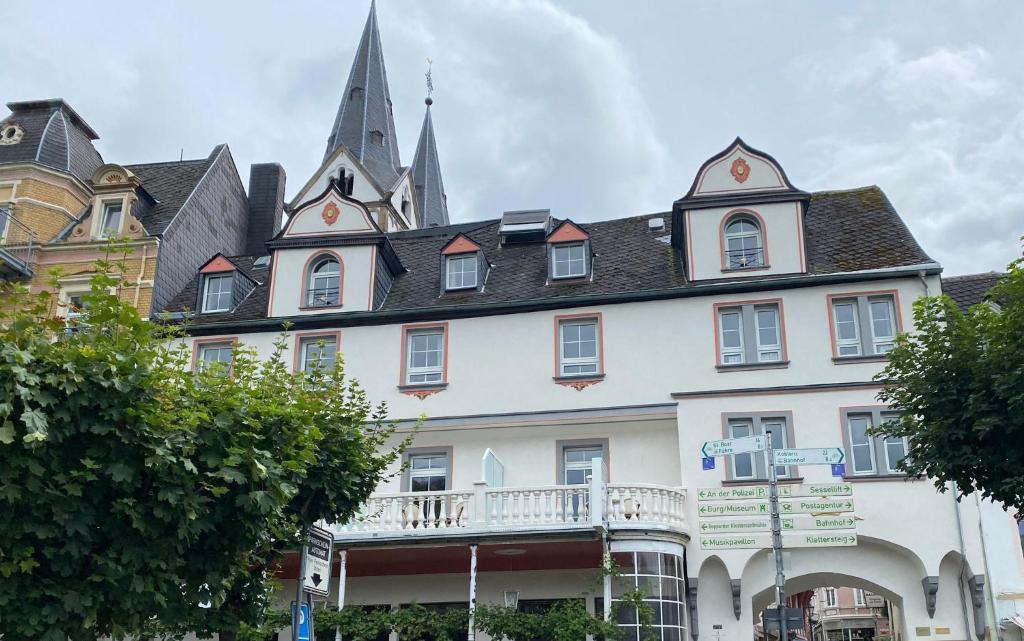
[162,4,1020,640]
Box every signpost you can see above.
[292,602,312,641]
[698,435,852,641]
[303,525,334,598]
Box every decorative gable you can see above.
[200,254,237,274]
[547,220,589,244]
[441,234,481,255]
[682,137,801,202]
[280,179,382,238]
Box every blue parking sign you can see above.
[292,602,311,641]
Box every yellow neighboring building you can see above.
[0,99,285,320]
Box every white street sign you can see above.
[698,514,858,534]
[696,483,853,501]
[701,435,767,458]
[700,531,859,550]
[302,525,334,597]
[698,497,855,517]
[773,448,845,466]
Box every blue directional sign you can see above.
[831,463,846,478]
[292,602,311,641]
[702,457,716,471]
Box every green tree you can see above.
[876,258,1023,509]
[0,255,405,640]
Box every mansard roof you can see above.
[0,99,103,184]
[410,100,450,228]
[941,272,1004,312]
[323,1,402,191]
[162,185,936,329]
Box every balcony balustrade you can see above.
[0,208,35,279]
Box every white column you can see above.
[334,550,347,641]
[468,544,479,641]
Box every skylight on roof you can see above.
[253,256,271,267]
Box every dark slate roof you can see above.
[0,99,103,184]
[941,272,1004,312]
[410,100,450,228]
[163,255,270,320]
[164,185,937,324]
[323,0,402,190]
[803,186,931,274]
[125,146,220,236]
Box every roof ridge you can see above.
[124,158,209,168]
[942,271,1004,280]
[809,185,880,196]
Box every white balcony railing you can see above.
[332,481,687,539]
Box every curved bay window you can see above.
[723,215,764,268]
[609,551,688,641]
[306,256,341,308]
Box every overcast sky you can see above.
[3,1,1021,275]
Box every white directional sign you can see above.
[696,483,853,501]
[773,448,845,466]
[697,514,858,534]
[302,525,334,597]
[700,531,859,550]
[698,497,855,518]
[701,435,767,458]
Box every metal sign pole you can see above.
[294,526,308,641]
[765,430,787,641]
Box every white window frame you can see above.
[405,328,445,385]
[854,589,866,607]
[445,254,478,290]
[824,588,837,608]
[833,300,861,356]
[728,420,757,481]
[719,309,744,365]
[558,318,600,377]
[755,306,781,362]
[408,453,449,492]
[562,445,604,486]
[723,216,764,268]
[299,336,338,373]
[197,342,233,371]
[847,414,878,476]
[96,199,124,240]
[307,257,341,307]
[552,243,586,279]
[869,297,897,354]
[0,206,9,242]
[201,274,233,313]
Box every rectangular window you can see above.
[824,588,837,608]
[197,342,233,371]
[408,453,448,492]
[299,335,337,372]
[563,445,604,485]
[446,255,478,290]
[559,318,600,376]
[843,408,907,477]
[552,243,586,279]
[405,327,445,385]
[854,589,866,607]
[725,415,792,481]
[830,293,899,358]
[0,207,9,240]
[202,274,233,313]
[97,200,123,239]
[717,301,786,366]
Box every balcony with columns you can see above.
[329,456,689,546]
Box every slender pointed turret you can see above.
[324,0,401,189]
[410,96,450,228]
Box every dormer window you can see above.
[723,215,764,269]
[201,273,233,313]
[305,255,342,308]
[552,243,587,279]
[350,86,364,101]
[338,168,354,196]
[97,200,123,240]
[370,130,384,147]
[446,255,478,290]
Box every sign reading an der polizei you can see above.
[303,526,334,597]
[696,483,853,501]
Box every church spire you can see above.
[411,88,450,228]
[324,0,401,189]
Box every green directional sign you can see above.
[696,483,852,501]
[700,531,859,550]
[701,435,767,458]
[700,497,855,517]
[697,514,857,533]
[773,448,845,466]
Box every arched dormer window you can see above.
[723,215,764,269]
[305,255,342,308]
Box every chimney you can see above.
[245,163,286,256]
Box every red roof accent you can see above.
[547,220,589,243]
[200,255,236,274]
[441,234,481,255]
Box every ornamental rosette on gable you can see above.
[730,157,751,183]
[322,202,340,225]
